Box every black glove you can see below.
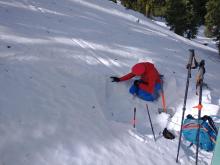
[133,80,140,87]
[110,76,120,82]
[186,64,190,69]
[199,60,205,67]
[162,128,175,140]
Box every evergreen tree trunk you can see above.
[146,4,151,18]
[165,0,199,39]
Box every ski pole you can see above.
[146,104,156,141]
[133,107,136,128]
[194,60,205,165]
[176,49,195,162]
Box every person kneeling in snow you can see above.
[111,62,161,101]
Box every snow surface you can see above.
[0,0,219,165]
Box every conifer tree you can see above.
[205,0,220,54]
[136,0,147,15]
[165,0,198,39]
[165,0,187,36]
[190,0,208,25]
[121,0,137,9]
[121,0,165,18]
[185,0,198,39]
[110,0,117,3]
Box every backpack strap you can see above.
[200,115,218,144]
[201,115,218,134]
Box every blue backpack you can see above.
[182,115,218,151]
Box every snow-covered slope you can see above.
[0,0,219,165]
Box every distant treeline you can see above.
[110,0,220,54]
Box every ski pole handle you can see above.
[187,49,195,78]
[197,61,205,79]
[188,49,195,67]
[196,60,205,94]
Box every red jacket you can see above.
[119,62,161,94]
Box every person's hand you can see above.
[186,63,191,69]
[134,80,140,87]
[110,76,120,82]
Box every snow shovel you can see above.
[158,77,174,116]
